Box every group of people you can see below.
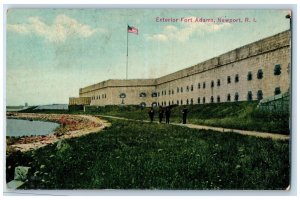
[148,106,188,124]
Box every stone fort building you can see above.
[69,30,291,108]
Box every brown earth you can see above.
[6,113,110,153]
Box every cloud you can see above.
[7,14,105,43]
[146,17,232,42]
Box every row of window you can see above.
[157,87,281,106]
[91,94,107,100]
[157,65,282,96]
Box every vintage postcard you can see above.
[5,8,291,191]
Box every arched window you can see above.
[274,64,281,75]
[191,98,193,105]
[152,102,157,107]
[227,76,231,84]
[210,96,214,103]
[217,96,220,103]
[247,72,252,81]
[227,94,231,102]
[235,74,239,83]
[140,102,146,107]
[274,87,281,95]
[198,97,200,104]
[120,93,126,98]
[257,90,263,100]
[139,92,147,97]
[234,92,239,101]
[198,83,201,89]
[186,99,189,105]
[257,69,263,79]
[211,81,214,88]
[177,100,179,105]
[151,92,157,97]
[203,82,206,89]
[191,85,194,91]
[203,97,206,104]
[217,79,221,86]
[247,91,253,101]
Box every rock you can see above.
[14,166,31,181]
[7,180,24,189]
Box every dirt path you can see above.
[7,113,110,152]
[97,114,289,140]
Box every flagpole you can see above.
[126,25,129,80]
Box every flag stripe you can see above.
[128,25,138,34]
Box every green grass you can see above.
[83,101,289,134]
[6,119,290,189]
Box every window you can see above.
[227,94,231,102]
[247,72,252,81]
[257,69,263,79]
[161,91,164,96]
[151,92,157,97]
[177,87,179,93]
[210,96,214,103]
[140,102,146,107]
[247,91,253,101]
[191,98,193,105]
[274,64,281,75]
[227,76,231,84]
[203,82,206,89]
[274,87,281,95]
[177,100,179,105]
[235,74,239,83]
[158,102,160,106]
[152,102,157,107]
[234,92,239,101]
[198,83,201,89]
[139,92,147,97]
[181,100,183,105]
[191,85,194,91]
[158,92,160,97]
[203,97,206,104]
[217,79,221,86]
[164,101,166,106]
[217,96,220,103]
[257,90,263,100]
[211,81,214,88]
[186,86,189,92]
[181,87,183,93]
[120,93,126,98]
[198,97,200,104]
[186,99,189,105]
[172,89,174,94]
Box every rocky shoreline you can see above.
[6,112,109,153]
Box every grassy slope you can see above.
[7,119,289,190]
[82,101,289,134]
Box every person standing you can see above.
[148,107,155,123]
[165,107,171,124]
[158,106,164,123]
[182,107,188,124]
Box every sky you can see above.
[6,9,290,106]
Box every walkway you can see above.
[96,115,289,140]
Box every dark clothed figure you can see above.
[182,108,188,124]
[158,106,164,123]
[165,107,171,124]
[148,108,155,122]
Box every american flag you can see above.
[128,25,138,34]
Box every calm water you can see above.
[6,118,60,137]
